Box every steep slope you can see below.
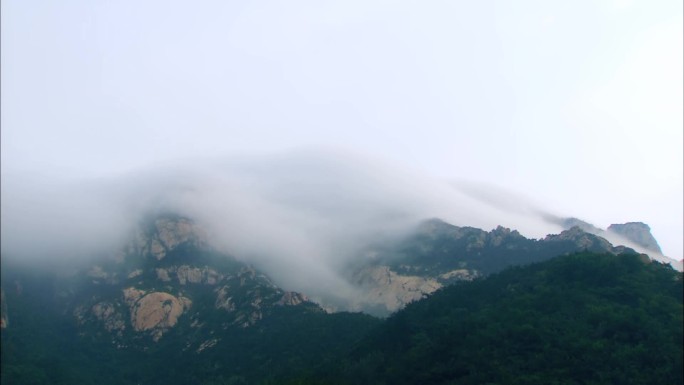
[552,217,680,269]
[2,213,680,385]
[67,214,322,346]
[0,215,379,384]
[608,222,663,254]
[322,252,684,385]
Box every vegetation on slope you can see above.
[2,252,681,385]
[316,252,683,385]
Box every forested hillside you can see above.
[2,250,681,385]
[310,253,683,385]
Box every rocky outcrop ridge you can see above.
[555,218,674,263]
[607,222,662,254]
[544,226,614,252]
[348,219,641,314]
[71,215,317,346]
[133,216,205,260]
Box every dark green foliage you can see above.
[2,252,681,385]
[323,253,683,385]
[0,258,379,385]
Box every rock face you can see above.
[544,226,614,252]
[133,216,205,260]
[608,222,663,254]
[124,288,191,341]
[351,266,443,313]
[552,217,680,269]
[69,215,317,348]
[348,264,479,314]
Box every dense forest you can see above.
[309,252,683,385]
[2,252,682,384]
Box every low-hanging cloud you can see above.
[2,148,571,303]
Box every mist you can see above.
[2,149,575,298]
[3,0,681,269]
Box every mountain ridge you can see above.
[344,217,649,314]
[2,213,680,384]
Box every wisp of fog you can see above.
[2,148,578,302]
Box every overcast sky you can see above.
[2,1,682,258]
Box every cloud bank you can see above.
[5,148,672,303]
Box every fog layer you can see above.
[0,149,644,299]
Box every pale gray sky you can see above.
[2,1,682,258]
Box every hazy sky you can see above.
[2,1,682,258]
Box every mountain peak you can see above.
[607,222,662,254]
[544,226,615,252]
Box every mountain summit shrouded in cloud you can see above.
[1,2,682,383]
[2,1,681,263]
[2,149,680,309]
[0,150,558,297]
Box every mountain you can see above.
[317,252,684,385]
[551,216,680,269]
[68,215,325,344]
[1,214,680,384]
[608,222,663,254]
[1,214,379,384]
[345,218,639,315]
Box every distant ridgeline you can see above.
[555,217,675,263]
[1,214,681,384]
[344,217,681,315]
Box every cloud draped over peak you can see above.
[1,149,564,298]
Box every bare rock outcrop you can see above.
[353,266,442,313]
[134,217,204,260]
[608,222,663,254]
[544,226,613,252]
[123,287,191,341]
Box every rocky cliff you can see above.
[550,217,680,269]
[3,214,671,333]
[607,222,663,254]
[69,215,319,349]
